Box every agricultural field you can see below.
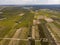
[0,6,60,45]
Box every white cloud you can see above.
[22,0,33,2]
[0,0,60,5]
[48,0,60,4]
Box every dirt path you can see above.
[8,28,22,45]
[32,26,35,39]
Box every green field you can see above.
[0,7,60,45]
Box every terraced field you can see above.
[0,7,60,45]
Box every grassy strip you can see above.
[0,27,11,41]
[47,23,60,41]
[18,40,29,45]
[35,41,41,45]
[53,21,60,28]
[19,27,29,39]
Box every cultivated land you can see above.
[0,6,60,45]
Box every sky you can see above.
[0,0,60,5]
